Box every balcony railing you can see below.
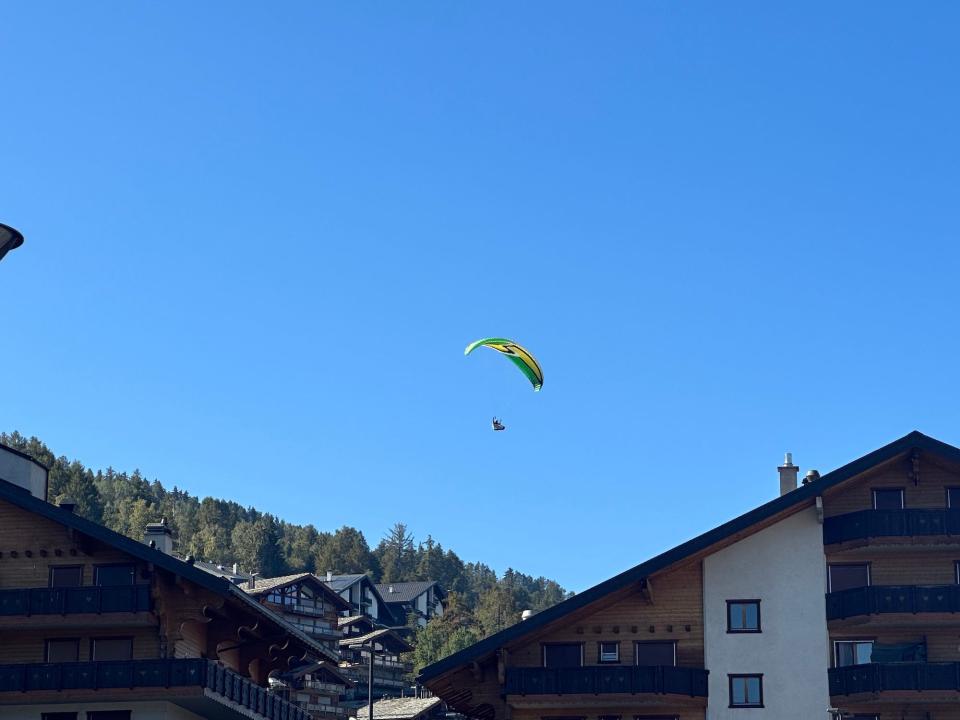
[0,585,152,616]
[823,509,960,545]
[827,585,960,620]
[829,662,960,695]
[303,678,347,693]
[0,658,310,720]
[504,666,709,698]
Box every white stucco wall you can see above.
[0,701,204,719]
[0,444,47,500]
[703,506,829,719]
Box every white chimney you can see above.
[326,570,333,582]
[143,518,174,554]
[232,563,239,574]
[521,609,533,621]
[778,452,799,496]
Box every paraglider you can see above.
[465,338,542,430]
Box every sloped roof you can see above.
[356,697,441,720]
[0,476,333,662]
[339,628,413,653]
[339,614,373,629]
[323,573,368,592]
[375,581,443,604]
[286,660,355,687]
[419,430,958,682]
[244,572,352,610]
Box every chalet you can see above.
[270,660,355,720]
[375,582,446,629]
[0,443,323,720]
[356,696,444,720]
[419,431,960,720]
[338,619,414,708]
[324,573,397,625]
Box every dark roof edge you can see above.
[249,573,353,610]
[0,442,51,472]
[418,430,945,681]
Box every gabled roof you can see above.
[244,572,352,610]
[323,573,369,592]
[286,660,355,686]
[0,476,334,662]
[418,430,957,682]
[0,442,50,471]
[339,614,374,629]
[339,627,413,654]
[375,580,444,604]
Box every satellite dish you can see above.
[0,223,24,263]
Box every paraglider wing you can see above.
[464,337,543,391]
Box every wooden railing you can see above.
[0,585,152,616]
[823,509,960,544]
[504,666,709,698]
[829,662,960,695]
[0,658,310,720]
[826,585,960,620]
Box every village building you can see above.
[339,616,414,708]
[324,573,397,626]
[419,431,960,720]
[356,696,444,720]
[375,581,446,629]
[0,442,323,720]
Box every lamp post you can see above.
[350,641,377,720]
[0,224,23,264]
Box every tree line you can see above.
[1,431,570,669]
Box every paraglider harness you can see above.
[492,417,506,432]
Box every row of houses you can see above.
[0,441,447,720]
[419,431,960,720]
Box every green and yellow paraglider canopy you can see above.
[464,338,543,391]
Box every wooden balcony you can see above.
[0,658,310,720]
[823,508,960,546]
[829,662,960,698]
[504,666,709,698]
[0,585,152,616]
[827,585,960,622]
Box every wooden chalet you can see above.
[271,660,355,720]
[419,431,960,720]
[324,573,398,626]
[339,624,414,707]
[0,443,327,720]
[374,582,446,630]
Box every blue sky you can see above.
[2,2,960,592]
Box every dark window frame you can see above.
[634,640,677,667]
[44,637,80,663]
[833,638,875,668]
[540,642,584,668]
[93,563,136,587]
[597,640,621,664]
[827,562,871,592]
[90,636,134,662]
[634,717,679,720]
[948,487,960,508]
[956,560,960,585]
[48,565,84,587]
[728,674,763,708]
[86,713,133,720]
[41,714,78,720]
[872,487,905,510]
[726,599,761,633]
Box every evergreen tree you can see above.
[315,526,379,577]
[375,522,416,582]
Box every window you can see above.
[948,488,960,509]
[828,564,870,592]
[727,600,761,633]
[728,674,763,708]
[542,643,583,668]
[45,638,79,663]
[598,716,621,720]
[872,488,904,510]
[48,565,83,587]
[635,641,676,666]
[87,713,132,720]
[94,564,135,586]
[598,641,620,663]
[41,714,78,720]
[634,717,679,720]
[91,637,133,661]
[835,640,873,667]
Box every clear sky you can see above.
[2,2,960,592]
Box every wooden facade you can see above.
[0,469,324,720]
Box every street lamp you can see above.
[0,224,24,263]
[349,641,377,720]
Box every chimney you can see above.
[803,469,821,485]
[247,573,257,590]
[143,517,173,555]
[388,585,394,594]
[232,563,238,575]
[521,609,533,621]
[778,453,799,496]
[326,570,333,582]
[58,497,76,514]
